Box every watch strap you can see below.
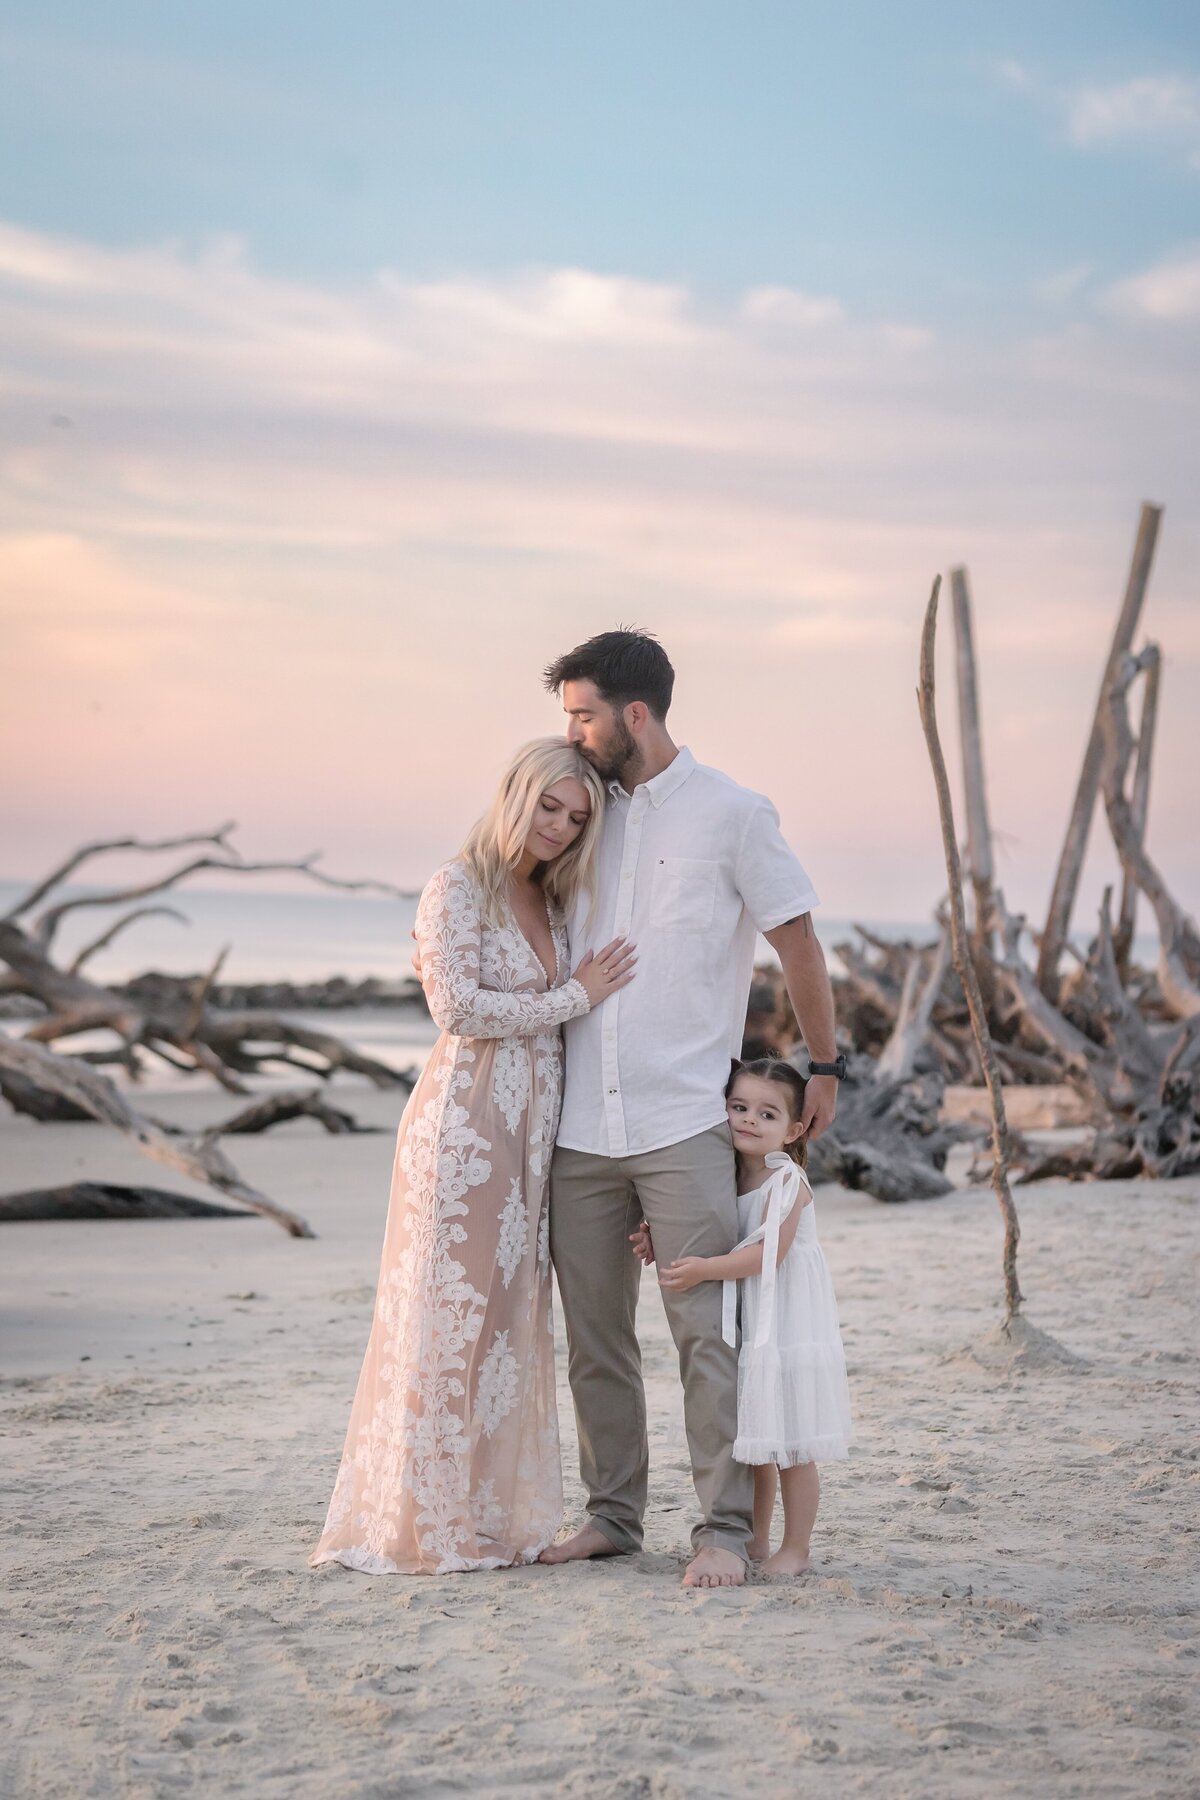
[808,1055,847,1080]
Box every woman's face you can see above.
[526,777,591,864]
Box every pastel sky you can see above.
[3,3,1198,928]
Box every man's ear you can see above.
[624,700,649,734]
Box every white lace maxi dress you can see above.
[311,859,591,1575]
[722,1151,855,1468]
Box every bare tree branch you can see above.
[69,905,190,974]
[0,1039,314,1237]
[3,825,240,924]
[33,854,415,950]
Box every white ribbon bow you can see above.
[721,1152,807,1350]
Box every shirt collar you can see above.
[608,745,696,809]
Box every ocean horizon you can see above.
[0,876,1161,988]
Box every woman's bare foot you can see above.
[539,1524,622,1564]
[759,1545,811,1577]
[682,1547,746,1588]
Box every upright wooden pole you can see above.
[1036,502,1162,999]
[918,578,1022,1319]
[950,567,996,975]
[1114,650,1161,977]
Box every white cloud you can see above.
[740,286,844,329]
[996,61,1200,173]
[0,220,1197,918]
[1066,74,1200,148]
[1105,249,1200,321]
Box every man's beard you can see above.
[581,712,640,785]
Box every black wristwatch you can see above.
[808,1055,848,1081]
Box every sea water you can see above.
[0,878,1160,1089]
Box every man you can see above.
[539,629,841,1588]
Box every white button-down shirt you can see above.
[557,746,820,1159]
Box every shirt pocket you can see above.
[650,857,718,932]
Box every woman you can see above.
[311,739,634,1574]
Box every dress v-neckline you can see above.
[508,890,559,988]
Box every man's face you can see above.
[561,679,638,784]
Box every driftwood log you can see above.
[0,826,416,1098]
[741,970,961,1202]
[950,566,996,995]
[0,1184,250,1222]
[828,504,1196,1187]
[1036,502,1162,998]
[0,1038,316,1235]
[919,576,1022,1316]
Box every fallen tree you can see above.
[0,826,417,1107]
[0,1037,317,1236]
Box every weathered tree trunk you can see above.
[919,577,1022,1318]
[950,567,996,989]
[1037,502,1162,999]
[1100,650,1200,1020]
[1115,649,1161,977]
[876,927,951,1083]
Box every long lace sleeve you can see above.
[416,860,591,1040]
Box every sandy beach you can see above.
[1,1084,1196,1799]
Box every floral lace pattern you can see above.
[310,860,589,1576]
[496,1177,529,1289]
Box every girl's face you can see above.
[726,1074,803,1156]
[525,777,591,864]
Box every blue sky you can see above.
[2,4,1198,920]
[4,2,1198,318]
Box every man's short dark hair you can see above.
[543,628,675,722]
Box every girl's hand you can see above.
[573,939,637,1007]
[629,1219,655,1266]
[658,1256,711,1293]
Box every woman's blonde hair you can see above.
[459,738,606,928]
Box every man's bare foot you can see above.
[539,1524,623,1565]
[759,1546,811,1577]
[682,1546,746,1588]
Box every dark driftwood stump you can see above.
[0,1071,93,1123]
[0,1182,250,1221]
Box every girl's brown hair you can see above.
[724,1057,809,1168]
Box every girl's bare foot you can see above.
[539,1524,622,1564]
[747,1539,771,1563]
[759,1545,811,1577]
[682,1547,746,1588]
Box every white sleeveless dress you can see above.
[722,1151,854,1468]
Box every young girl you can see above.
[634,1059,853,1575]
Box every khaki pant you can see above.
[550,1125,752,1560]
